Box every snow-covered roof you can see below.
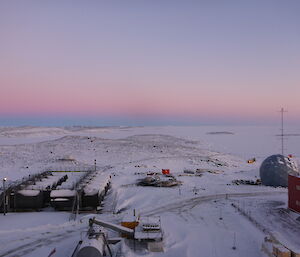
[50,189,76,198]
[25,173,65,190]
[82,172,111,196]
[56,172,85,190]
[18,189,41,197]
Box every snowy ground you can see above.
[0,126,299,257]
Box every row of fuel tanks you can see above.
[51,171,111,211]
[1,170,111,212]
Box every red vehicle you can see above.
[162,169,170,175]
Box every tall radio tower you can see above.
[279,107,287,156]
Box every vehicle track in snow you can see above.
[141,191,285,216]
[0,191,285,257]
[0,224,83,257]
[0,231,76,257]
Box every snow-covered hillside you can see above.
[0,126,299,257]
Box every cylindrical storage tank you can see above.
[50,189,76,210]
[42,190,51,205]
[15,190,44,209]
[82,193,99,208]
[76,237,105,257]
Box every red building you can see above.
[288,175,300,213]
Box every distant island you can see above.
[275,133,300,137]
[206,131,235,135]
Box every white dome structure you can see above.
[260,154,299,187]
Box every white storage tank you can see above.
[76,233,105,257]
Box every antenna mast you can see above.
[279,107,287,156]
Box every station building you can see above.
[288,174,300,213]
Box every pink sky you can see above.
[1,1,300,125]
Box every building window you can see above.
[296,185,300,190]
[296,201,300,206]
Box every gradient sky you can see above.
[1,1,300,126]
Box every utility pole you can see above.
[232,232,236,250]
[3,178,7,216]
[279,108,287,156]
